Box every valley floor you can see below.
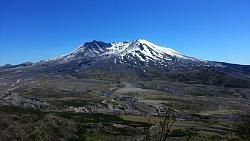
[1,76,250,141]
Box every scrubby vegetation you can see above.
[235,114,250,140]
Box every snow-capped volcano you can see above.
[2,39,249,94]
[5,39,250,88]
[47,39,196,64]
[35,39,218,75]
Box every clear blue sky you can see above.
[0,0,249,65]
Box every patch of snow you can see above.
[16,79,21,84]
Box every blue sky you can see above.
[0,0,249,65]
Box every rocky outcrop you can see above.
[0,92,48,108]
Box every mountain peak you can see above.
[45,39,197,63]
[130,39,153,46]
[134,38,148,42]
